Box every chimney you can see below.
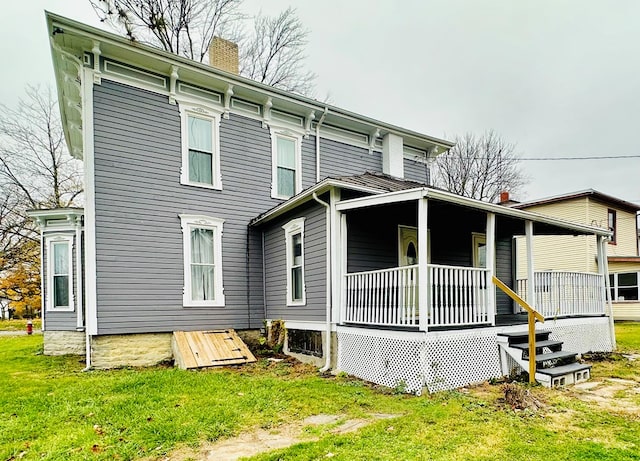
[499,191,509,203]
[209,37,239,75]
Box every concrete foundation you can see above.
[44,330,86,356]
[90,333,172,369]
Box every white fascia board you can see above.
[335,188,427,211]
[251,179,384,226]
[423,189,612,237]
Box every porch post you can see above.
[339,213,348,324]
[525,220,535,309]
[486,212,496,325]
[600,235,617,349]
[417,197,429,332]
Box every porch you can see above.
[335,188,613,333]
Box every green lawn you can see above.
[0,318,42,331]
[1,324,639,461]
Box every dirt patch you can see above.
[568,376,640,416]
[153,413,398,461]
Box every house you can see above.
[512,190,640,322]
[34,12,615,393]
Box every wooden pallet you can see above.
[172,329,257,370]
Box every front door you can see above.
[398,226,418,266]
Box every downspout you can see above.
[312,191,332,372]
[601,237,617,350]
[315,107,328,183]
[262,231,267,320]
[75,217,84,331]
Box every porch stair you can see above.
[497,330,591,388]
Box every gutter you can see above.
[312,191,332,373]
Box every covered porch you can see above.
[335,188,613,332]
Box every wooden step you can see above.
[534,350,577,366]
[511,340,563,351]
[497,330,551,345]
[536,361,591,378]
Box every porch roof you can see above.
[250,172,612,238]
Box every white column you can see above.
[486,213,496,325]
[525,220,535,310]
[330,188,341,324]
[600,236,617,349]
[418,197,429,331]
[75,217,84,330]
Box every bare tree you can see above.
[240,7,315,95]
[0,85,83,275]
[90,1,316,95]
[90,0,243,62]
[432,131,528,202]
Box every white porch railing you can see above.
[429,264,491,327]
[343,264,491,329]
[516,271,606,318]
[343,265,419,327]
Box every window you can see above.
[46,236,74,311]
[472,233,487,268]
[608,209,616,244]
[271,129,302,199]
[179,215,225,307]
[179,104,221,189]
[283,217,305,305]
[609,272,639,301]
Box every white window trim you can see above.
[179,102,223,190]
[283,217,306,306]
[179,214,225,307]
[610,271,639,302]
[270,126,303,200]
[46,235,74,312]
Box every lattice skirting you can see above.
[539,317,614,353]
[336,317,614,394]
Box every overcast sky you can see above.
[2,1,639,203]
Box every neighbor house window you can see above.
[179,104,222,189]
[608,209,616,244]
[283,217,305,305]
[180,215,225,307]
[609,272,639,301]
[271,129,302,199]
[46,236,74,311]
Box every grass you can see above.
[1,324,639,460]
[0,318,42,331]
[616,321,640,352]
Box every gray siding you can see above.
[319,138,382,178]
[263,202,327,322]
[93,80,290,334]
[301,136,317,189]
[403,158,430,184]
[42,231,79,331]
[495,237,513,315]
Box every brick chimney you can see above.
[209,37,239,75]
[499,191,509,203]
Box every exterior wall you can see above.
[93,80,286,334]
[318,138,382,178]
[516,235,593,279]
[42,230,80,331]
[403,158,429,184]
[263,201,327,322]
[612,303,640,321]
[587,198,638,257]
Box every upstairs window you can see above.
[179,105,221,190]
[608,209,616,244]
[47,236,74,311]
[271,129,302,199]
[180,215,225,307]
[283,217,306,306]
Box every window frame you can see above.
[283,217,306,306]
[179,214,225,307]
[179,103,222,190]
[609,271,639,302]
[270,127,303,200]
[472,233,487,268]
[46,235,74,312]
[607,209,617,245]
